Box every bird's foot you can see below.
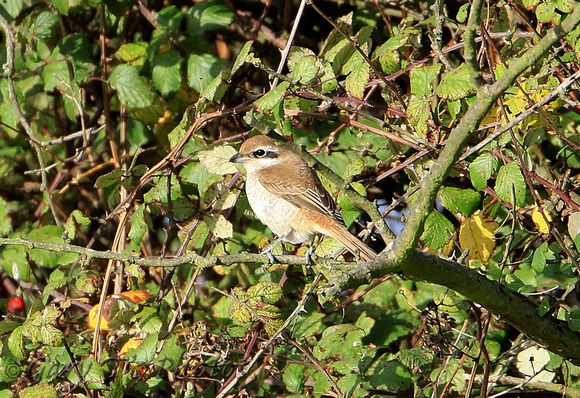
[262,249,277,265]
[304,245,315,265]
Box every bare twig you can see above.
[214,274,325,398]
[272,0,308,88]
[0,13,61,226]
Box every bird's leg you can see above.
[305,245,315,265]
[261,232,289,264]
[305,234,322,265]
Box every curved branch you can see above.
[319,249,580,365]
[394,4,580,262]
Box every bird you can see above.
[229,135,377,262]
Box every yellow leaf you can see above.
[459,210,499,262]
[532,207,551,234]
[119,338,143,357]
[87,303,110,330]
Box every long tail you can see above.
[323,222,377,261]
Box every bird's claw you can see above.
[265,250,277,264]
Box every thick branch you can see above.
[394,4,580,262]
[319,249,580,365]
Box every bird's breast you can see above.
[245,173,314,244]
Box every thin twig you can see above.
[0,13,61,226]
[272,0,308,88]
[214,274,325,398]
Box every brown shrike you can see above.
[230,135,377,262]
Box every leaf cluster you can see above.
[1,0,580,397]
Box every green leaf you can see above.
[201,69,231,102]
[187,0,233,35]
[64,209,91,241]
[232,41,253,75]
[421,211,454,249]
[345,59,370,99]
[435,65,474,100]
[42,54,70,92]
[370,360,412,391]
[27,226,68,269]
[410,65,440,97]
[469,152,498,191]
[155,334,185,371]
[290,55,323,85]
[255,82,290,112]
[531,241,555,273]
[126,333,159,365]
[522,0,539,7]
[495,162,526,208]
[1,244,31,282]
[0,196,12,237]
[439,187,481,216]
[291,312,326,340]
[379,51,401,74]
[156,5,184,32]
[52,0,70,15]
[1,0,24,20]
[18,384,57,398]
[60,33,93,62]
[283,364,307,393]
[0,320,21,335]
[115,42,148,67]
[407,97,432,137]
[538,297,551,317]
[536,2,556,23]
[187,53,228,93]
[456,3,470,23]
[247,281,283,304]
[109,64,155,108]
[568,307,580,331]
[8,326,25,360]
[204,183,237,210]
[134,307,163,333]
[321,62,339,91]
[151,49,182,96]
[0,357,22,382]
[287,46,316,70]
[94,168,124,189]
[337,373,365,396]
[67,357,105,389]
[128,204,150,250]
[44,269,70,303]
[398,347,434,370]
[31,11,59,42]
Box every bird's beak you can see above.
[229,153,246,163]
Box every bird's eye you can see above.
[253,149,266,157]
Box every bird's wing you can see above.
[258,164,344,225]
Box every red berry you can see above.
[7,296,25,313]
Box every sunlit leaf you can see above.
[532,206,552,234]
[495,162,527,208]
[422,211,454,250]
[459,210,499,262]
[197,145,238,175]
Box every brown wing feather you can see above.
[258,162,344,225]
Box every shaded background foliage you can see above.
[0,0,580,397]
